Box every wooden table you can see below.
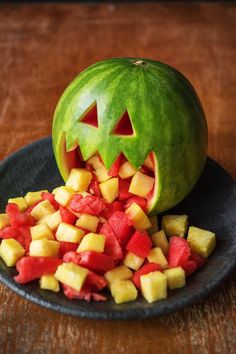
[0,2,235,353]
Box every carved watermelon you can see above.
[52,58,207,214]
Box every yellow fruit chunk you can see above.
[55,262,88,292]
[123,251,144,270]
[187,226,216,258]
[29,238,59,257]
[75,214,99,232]
[126,203,151,230]
[66,168,93,192]
[162,215,188,237]
[76,233,105,253]
[105,265,132,288]
[56,222,84,243]
[99,178,119,203]
[119,161,137,179]
[87,156,104,170]
[77,191,91,198]
[0,239,25,267]
[30,223,54,240]
[129,171,154,198]
[151,230,169,255]
[24,190,48,207]
[111,280,138,304]
[164,267,186,290]
[30,200,56,221]
[140,271,167,303]
[143,154,153,170]
[0,213,10,229]
[94,166,111,183]
[8,197,27,212]
[147,247,168,269]
[37,210,62,231]
[40,274,60,292]
[54,186,76,206]
[148,216,158,234]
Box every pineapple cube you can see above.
[94,166,111,183]
[75,214,99,232]
[37,210,62,231]
[147,247,168,269]
[140,271,167,303]
[30,223,54,240]
[87,156,104,170]
[54,186,76,206]
[162,215,188,237]
[148,216,158,234]
[187,226,216,258]
[123,251,144,270]
[0,213,10,229]
[56,222,84,243]
[76,233,105,253]
[39,274,60,292]
[8,197,27,212]
[30,200,56,221]
[105,265,133,288]
[66,168,93,192]
[55,262,89,292]
[164,267,186,290]
[129,172,154,198]
[151,230,169,255]
[99,178,119,203]
[143,154,153,170]
[0,239,25,266]
[111,280,138,304]
[29,238,59,257]
[126,202,152,230]
[119,161,137,179]
[24,190,48,207]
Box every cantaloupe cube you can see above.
[187,226,216,258]
[148,216,158,234]
[39,274,60,292]
[143,154,153,170]
[56,222,84,243]
[151,230,169,255]
[141,271,167,303]
[24,190,48,207]
[119,161,137,179]
[37,210,62,231]
[30,200,56,221]
[29,238,59,257]
[129,172,154,198]
[162,215,188,237]
[147,247,168,269]
[76,233,105,253]
[126,202,152,230]
[123,251,144,270]
[111,280,138,304]
[66,168,93,192]
[30,223,54,240]
[164,267,186,289]
[105,265,133,288]
[8,197,27,212]
[75,214,99,232]
[54,186,76,206]
[0,239,25,266]
[99,178,119,203]
[0,213,10,229]
[55,262,88,292]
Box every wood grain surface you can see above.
[0,2,235,354]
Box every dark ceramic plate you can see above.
[0,137,235,320]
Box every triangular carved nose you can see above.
[80,103,98,128]
[112,110,134,136]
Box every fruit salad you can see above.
[0,153,216,304]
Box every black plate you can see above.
[0,137,235,320]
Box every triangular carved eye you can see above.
[112,110,134,136]
[80,103,98,128]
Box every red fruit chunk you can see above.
[85,271,107,291]
[190,252,207,270]
[63,251,80,264]
[102,200,124,219]
[0,226,25,247]
[14,257,62,284]
[124,196,147,212]
[118,179,133,200]
[18,226,32,253]
[41,192,59,210]
[126,231,152,258]
[108,211,133,248]
[63,284,92,302]
[141,165,154,177]
[100,223,123,261]
[184,260,197,276]
[132,263,162,289]
[58,241,78,258]
[63,251,114,273]
[85,162,93,172]
[167,236,191,269]
[88,176,101,196]
[108,154,124,177]
[69,195,107,216]
[59,206,77,225]
[91,293,107,301]
[6,203,35,227]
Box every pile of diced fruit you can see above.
[0,153,216,304]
